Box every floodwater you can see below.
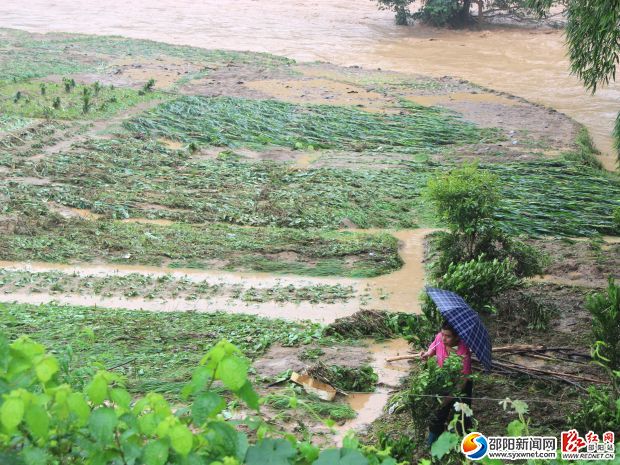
[0,228,432,319]
[1,0,619,170]
[335,338,413,444]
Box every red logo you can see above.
[561,430,587,453]
[603,432,615,444]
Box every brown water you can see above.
[334,338,412,445]
[2,0,618,169]
[0,228,432,320]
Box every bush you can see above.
[568,384,620,433]
[586,278,620,374]
[0,334,397,465]
[387,355,466,447]
[376,0,415,24]
[431,230,545,279]
[439,255,522,311]
[427,164,500,235]
[412,0,462,26]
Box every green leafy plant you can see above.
[62,77,76,93]
[586,278,620,376]
[439,255,521,311]
[82,87,92,113]
[387,354,466,449]
[412,0,463,26]
[143,78,156,93]
[0,333,398,465]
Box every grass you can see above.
[0,79,164,120]
[264,389,356,422]
[562,127,603,169]
[0,28,294,83]
[124,96,497,153]
[488,160,620,236]
[0,301,328,396]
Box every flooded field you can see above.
[2,0,618,169]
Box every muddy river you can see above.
[2,0,619,170]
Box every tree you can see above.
[375,0,560,27]
[529,0,620,166]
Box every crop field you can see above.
[0,28,619,446]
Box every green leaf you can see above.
[142,440,169,465]
[245,438,295,465]
[86,374,108,405]
[431,432,459,460]
[192,392,226,424]
[21,447,48,465]
[34,356,58,383]
[24,404,48,439]
[110,388,132,409]
[312,448,369,465]
[138,412,158,436]
[89,407,117,445]
[1,397,25,431]
[67,393,90,426]
[217,356,247,391]
[506,419,525,437]
[169,424,193,456]
[236,380,259,411]
[298,442,319,463]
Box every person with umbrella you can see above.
[419,287,493,446]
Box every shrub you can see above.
[568,384,620,433]
[412,0,462,26]
[586,278,620,375]
[387,355,466,447]
[431,230,545,279]
[427,163,500,235]
[439,255,522,311]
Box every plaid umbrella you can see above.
[425,287,492,371]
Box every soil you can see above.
[531,237,620,288]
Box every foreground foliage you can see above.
[0,334,399,465]
[0,302,328,396]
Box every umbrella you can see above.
[425,286,492,371]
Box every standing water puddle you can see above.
[334,338,413,445]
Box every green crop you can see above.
[124,96,495,153]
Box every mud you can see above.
[3,1,617,169]
[244,78,397,113]
[361,229,437,314]
[530,236,620,289]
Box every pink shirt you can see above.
[425,332,472,375]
